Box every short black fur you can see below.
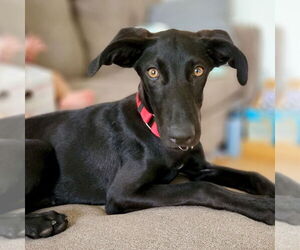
[25,28,274,239]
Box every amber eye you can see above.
[194,66,204,77]
[147,68,159,79]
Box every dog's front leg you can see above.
[106,162,274,225]
[180,150,275,197]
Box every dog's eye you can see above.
[193,66,204,77]
[147,68,160,79]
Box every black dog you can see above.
[25,28,275,239]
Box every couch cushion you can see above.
[72,67,140,103]
[25,204,274,250]
[25,0,86,77]
[73,0,153,76]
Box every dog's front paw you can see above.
[26,210,68,239]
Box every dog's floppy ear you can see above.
[197,30,248,85]
[87,27,155,77]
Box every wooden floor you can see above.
[213,142,275,181]
[213,141,300,182]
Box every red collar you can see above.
[136,93,160,137]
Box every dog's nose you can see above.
[169,125,195,146]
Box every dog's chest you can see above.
[163,149,189,170]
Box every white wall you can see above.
[230,0,275,80]
[276,0,300,81]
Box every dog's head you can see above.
[88,28,248,149]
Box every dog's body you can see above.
[26,94,171,210]
[25,28,275,239]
